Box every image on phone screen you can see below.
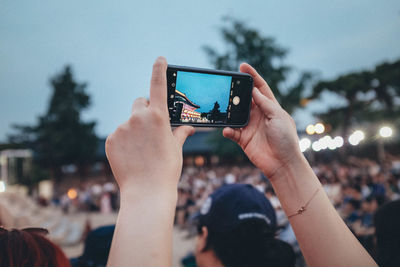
[167,66,253,127]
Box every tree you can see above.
[311,72,371,137]
[9,66,98,181]
[311,59,400,137]
[371,59,400,111]
[204,18,312,158]
[204,17,312,114]
[209,101,221,122]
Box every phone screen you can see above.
[167,65,253,127]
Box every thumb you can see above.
[173,126,195,147]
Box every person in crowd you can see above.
[70,225,115,267]
[105,57,377,266]
[351,196,377,255]
[343,199,361,226]
[374,199,400,267]
[195,183,295,267]
[355,196,377,235]
[176,188,189,228]
[0,227,70,267]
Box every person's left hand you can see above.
[223,63,300,181]
[105,57,195,194]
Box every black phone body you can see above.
[167,65,253,128]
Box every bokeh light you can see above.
[333,136,344,148]
[0,181,5,193]
[379,126,393,138]
[314,123,325,134]
[311,135,345,151]
[348,130,365,146]
[312,141,322,152]
[299,138,311,152]
[318,135,331,149]
[306,124,315,135]
[67,188,78,199]
[195,155,205,166]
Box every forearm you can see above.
[107,185,178,267]
[269,154,377,267]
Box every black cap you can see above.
[198,184,276,233]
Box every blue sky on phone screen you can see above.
[176,71,231,113]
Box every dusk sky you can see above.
[1,0,400,141]
[176,71,231,113]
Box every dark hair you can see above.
[347,199,361,210]
[198,220,295,267]
[0,228,70,267]
[374,200,400,267]
[351,184,361,193]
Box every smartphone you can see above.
[167,65,253,128]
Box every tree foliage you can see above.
[311,59,400,136]
[204,18,311,158]
[9,66,98,180]
[209,101,221,122]
[203,17,312,114]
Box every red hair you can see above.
[0,229,70,267]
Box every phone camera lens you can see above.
[233,96,240,105]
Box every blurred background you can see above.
[1,0,400,266]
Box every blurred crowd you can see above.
[41,181,119,214]
[175,157,400,255]
[45,156,400,258]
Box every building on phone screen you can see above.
[173,90,205,122]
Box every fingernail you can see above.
[156,56,166,63]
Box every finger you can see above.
[240,63,278,103]
[252,87,278,116]
[131,97,149,113]
[223,127,242,143]
[173,126,195,147]
[105,133,114,159]
[150,56,168,110]
[247,100,262,127]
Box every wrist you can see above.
[119,178,179,206]
[266,150,307,183]
[267,152,322,212]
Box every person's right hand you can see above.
[223,63,302,181]
[105,57,194,194]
